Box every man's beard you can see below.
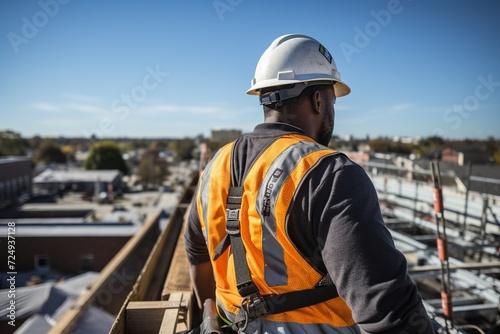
[317,105,334,146]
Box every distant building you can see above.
[344,134,353,142]
[0,210,142,275]
[211,129,242,144]
[392,136,421,145]
[0,157,32,209]
[34,169,123,196]
[357,143,372,153]
[441,147,491,166]
[344,151,370,163]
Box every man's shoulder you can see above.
[316,150,364,172]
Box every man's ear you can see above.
[310,90,322,114]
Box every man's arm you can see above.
[189,261,216,310]
[184,197,216,310]
[315,159,435,333]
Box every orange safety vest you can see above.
[196,133,356,329]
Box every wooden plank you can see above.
[126,301,180,334]
[49,210,164,334]
[167,292,192,332]
[162,204,193,299]
[159,308,180,334]
[112,174,198,334]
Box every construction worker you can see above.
[184,34,435,333]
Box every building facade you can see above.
[33,169,123,198]
[0,157,32,209]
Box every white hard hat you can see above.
[247,34,350,105]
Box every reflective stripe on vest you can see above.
[197,146,226,248]
[257,139,333,287]
[197,134,356,328]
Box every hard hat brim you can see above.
[247,79,351,98]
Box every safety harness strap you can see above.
[226,186,259,297]
[263,285,339,314]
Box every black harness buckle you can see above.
[225,209,241,235]
[234,293,270,332]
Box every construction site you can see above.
[2,153,488,334]
[2,1,499,333]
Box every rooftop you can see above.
[0,211,142,237]
[34,169,122,184]
[0,156,31,165]
[0,271,116,333]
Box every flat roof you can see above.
[0,156,31,165]
[0,221,141,237]
[0,212,142,237]
[34,169,122,184]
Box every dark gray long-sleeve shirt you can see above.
[184,122,435,333]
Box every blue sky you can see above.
[1,0,499,141]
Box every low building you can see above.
[0,210,142,275]
[0,157,32,210]
[33,169,123,197]
[441,146,491,166]
[344,151,370,163]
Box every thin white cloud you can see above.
[338,115,379,125]
[39,118,79,126]
[364,104,412,114]
[392,103,412,112]
[63,103,107,113]
[138,104,222,115]
[137,105,178,113]
[61,93,100,102]
[32,102,61,112]
[185,106,220,114]
[32,101,106,114]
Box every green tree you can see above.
[0,130,29,156]
[34,143,67,164]
[367,139,390,153]
[61,145,76,162]
[420,136,445,147]
[137,148,169,186]
[29,135,43,151]
[413,135,445,158]
[84,141,129,175]
[169,138,196,161]
[493,150,500,165]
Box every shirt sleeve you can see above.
[314,160,435,333]
[184,194,211,265]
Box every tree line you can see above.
[2,130,500,169]
[0,130,201,187]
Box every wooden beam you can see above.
[49,210,164,334]
[162,203,193,299]
[126,301,181,334]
